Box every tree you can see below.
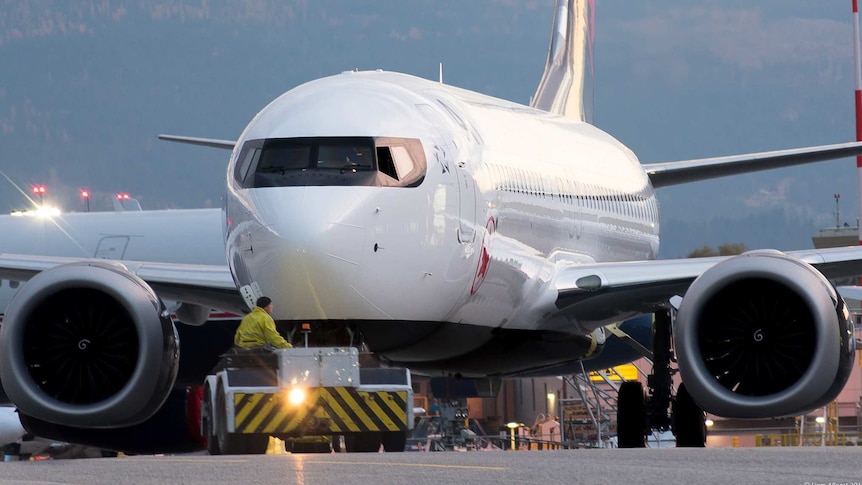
[686,243,746,258]
[717,243,746,256]
[686,246,716,258]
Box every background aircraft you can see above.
[0,406,57,460]
[0,208,240,452]
[0,0,860,452]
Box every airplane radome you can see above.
[0,0,861,453]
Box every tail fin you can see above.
[531,0,595,123]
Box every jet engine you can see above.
[0,261,179,428]
[675,250,855,418]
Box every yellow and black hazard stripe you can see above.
[233,387,409,435]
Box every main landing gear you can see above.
[616,309,706,448]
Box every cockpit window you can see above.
[317,144,373,169]
[376,147,398,180]
[234,136,426,188]
[391,146,415,179]
[260,144,310,172]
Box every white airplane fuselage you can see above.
[225,71,659,372]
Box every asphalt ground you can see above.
[0,447,859,485]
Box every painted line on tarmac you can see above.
[303,460,507,471]
[150,458,250,463]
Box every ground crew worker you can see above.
[234,296,292,349]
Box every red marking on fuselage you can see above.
[470,217,496,295]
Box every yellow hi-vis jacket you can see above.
[234,307,292,349]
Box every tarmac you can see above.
[0,447,859,485]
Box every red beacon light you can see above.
[31,185,47,206]
[116,193,130,200]
[80,189,91,212]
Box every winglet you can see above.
[531,0,595,123]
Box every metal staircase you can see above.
[560,361,653,447]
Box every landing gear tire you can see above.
[344,433,381,452]
[204,385,221,455]
[290,440,333,454]
[215,382,268,455]
[617,381,647,448]
[672,383,706,448]
[380,431,407,452]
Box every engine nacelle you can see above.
[0,261,179,428]
[675,250,855,418]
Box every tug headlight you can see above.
[287,387,307,406]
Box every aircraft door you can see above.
[455,163,476,243]
[416,103,475,244]
[94,236,130,259]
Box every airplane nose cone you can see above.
[269,189,367,274]
[244,187,372,319]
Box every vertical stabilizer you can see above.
[531,0,595,123]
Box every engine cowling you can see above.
[675,250,855,418]
[0,261,179,428]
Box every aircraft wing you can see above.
[644,141,862,188]
[0,254,247,315]
[157,134,236,150]
[550,246,862,327]
[837,285,862,301]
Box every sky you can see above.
[593,1,857,225]
[0,0,859,233]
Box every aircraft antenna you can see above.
[439,62,443,84]
[835,193,842,228]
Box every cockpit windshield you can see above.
[233,136,426,188]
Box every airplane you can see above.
[0,207,264,452]
[0,405,113,460]
[0,0,861,452]
[0,406,58,460]
[0,404,126,460]
[0,203,653,451]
